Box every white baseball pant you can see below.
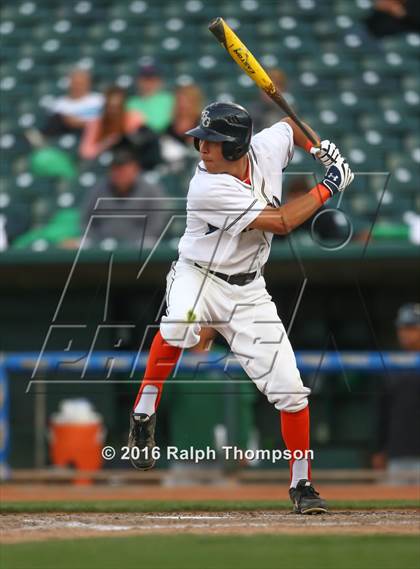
[160,259,310,413]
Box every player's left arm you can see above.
[248,158,354,235]
[281,117,344,169]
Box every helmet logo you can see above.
[201,109,211,127]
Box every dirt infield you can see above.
[1,510,419,543]
[1,483,419,502]
[2,484,418,544]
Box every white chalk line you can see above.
[16,512,418,534]
[143,515,229,520]
[23,519,134,532]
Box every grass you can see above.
[2,535,420,569]
[0,499,418,513]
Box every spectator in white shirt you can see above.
[41,69,103,137]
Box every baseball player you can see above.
[128,102,354,514]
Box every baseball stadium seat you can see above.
[1,0,419,238]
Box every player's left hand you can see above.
[322,158,354,196]
[310,140,342,168]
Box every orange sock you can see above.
[280,406,312,487]
[133,330,182,415]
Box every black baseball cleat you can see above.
[127,412,157,470]
[289,479,329,514]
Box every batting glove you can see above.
[311,140,342,168]
[322,158,354,196]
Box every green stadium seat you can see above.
[0,0,417,246]
[345,142,384,172]
[385,155,417,193]
[382,33,420,55]
[404,133,420,158]
[349,191,410,218]
[402,75,420,100]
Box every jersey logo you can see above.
[201,109,211,127]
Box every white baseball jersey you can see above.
[178,121,294,274]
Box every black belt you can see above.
[194,263,260,286]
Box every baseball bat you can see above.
[208,17,319,146]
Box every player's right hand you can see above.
[322,158,354,196]
[311,139,342,168]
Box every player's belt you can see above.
[194,263,260,286]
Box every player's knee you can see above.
[268,391,309,413]
[160,318,201,349]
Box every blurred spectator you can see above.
[13,208,80,249]
[166,85,203,145]
[41,69,103,138]
[160,84,204,166]
[29,145,77,180]
[80,86,143,159]
[249,69,288,132]
[284,178,351,244]
[372,303,420,484]
[80,86,160,169]
[126,63,175,134]
[81,145,168,248]
[365,0,420,37]
[26,69,101,181]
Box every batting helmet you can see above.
[185,102,253,161]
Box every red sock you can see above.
[280,406,312,485]
[133,330,182,413]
